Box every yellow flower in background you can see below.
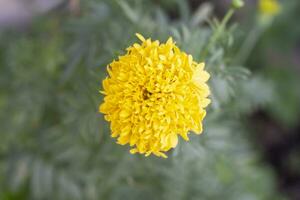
[100,33,210,158]
[259,0,281,17]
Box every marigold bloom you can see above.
[100,33,210,158]
[259,0,281,17]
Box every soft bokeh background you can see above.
[0,0,299,199]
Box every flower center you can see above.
[142,89,152,100]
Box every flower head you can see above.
[259,0,281,17]
[100,33,210,158]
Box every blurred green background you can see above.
[0,0,299,199]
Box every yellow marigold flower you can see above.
[259,0,281,17]
[99,33,210,158]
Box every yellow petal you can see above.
[135,33,145,42]
[170,134,178,148]
[119,110,130,119]
[130,148,138,154]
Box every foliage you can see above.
[0,0,286,199]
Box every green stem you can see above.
[236,25,265,65]
[202,8,235,59]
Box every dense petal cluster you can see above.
[100,33,210,158]
[259,0,281,17]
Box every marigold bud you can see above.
[231,0,245,9]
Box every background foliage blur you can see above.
[0,0,299,199]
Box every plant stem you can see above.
[236,25,264,65]
[202,8,235,59]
